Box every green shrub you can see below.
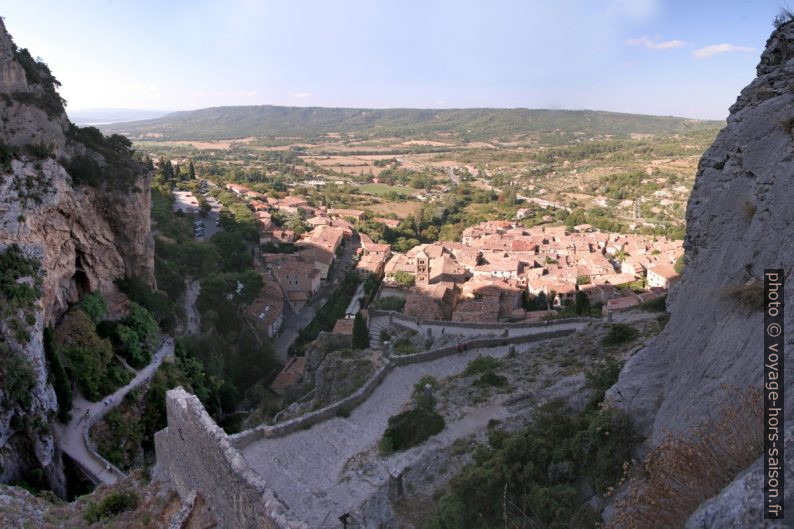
[463,356,500,376]
[83,491,138,522]
[475,370,507,387]
[585,356,623,396]
[115,324,147,368]
[391,270,416,287]
[380,406,445,455]
[393,338,417,355]
[431,402,638,529]
[78,291,108,323]
[602,323,639,346]
[123,302,160,350]
[0,347,35,410]
[65,154,102,186]
[0,244,41,315]
[373,296,406,312]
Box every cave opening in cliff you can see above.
[71,270,90,297]
[72,252,91,297]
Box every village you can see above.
[211,182,683,347]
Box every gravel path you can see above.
[53,337,174,485]
[242,341,537,527]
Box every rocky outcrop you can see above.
[0,18,153,491]
[684,427,794,529]
[609,20,794,442]
[607,20,794,528]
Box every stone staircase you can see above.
[368,315,390,349]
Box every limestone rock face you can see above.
[0,18,154,490]
[684,427,794,529]
[608,21,794,443]
[607,20,794,529]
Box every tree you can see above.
[352,312,370,349]
[174,163,182,181]
[78,291,108,323]
[536,291,548,310]
[574,290,590,315]
[392,270,416,287]
[188,159,196,180]
[522,291,537,311]
[159,157,175,181]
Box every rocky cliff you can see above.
[607,19,794,527]
[0,18,154,491]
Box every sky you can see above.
[1,0,787,119]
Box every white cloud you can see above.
[692,43,754,59]
[291,92,312,99]
[626,36,687,50]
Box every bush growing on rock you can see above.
[602,323,639,346]
[78,291,108,323]
[474,370,507,388]
[612,389,762,529]
[0,346,35,410]
[463,356,500,376]
[83,491,138,522]
[379,406,445,455]
[430,398,638,529]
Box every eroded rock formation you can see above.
[608,19,794,527]
[0,18,154,490]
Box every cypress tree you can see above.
[352,312,370,349]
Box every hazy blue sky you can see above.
[1,0,786,119]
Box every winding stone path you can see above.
[240,322,584,527]
[53,337,174,485]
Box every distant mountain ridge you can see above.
[99,105,723,141]
[68,108,170,126]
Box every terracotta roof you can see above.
[270,356,306,394]
[331,318,354,335]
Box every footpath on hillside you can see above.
[53,337,175,485]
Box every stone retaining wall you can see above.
[390,328,576,366]
[154,388,308,529]
[230,326,579,449]
[82,415,126,482]
[369,308,598,330]
[156,323,586,528]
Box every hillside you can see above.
[0,17,154,495]
[100,106,723,141]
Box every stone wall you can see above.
[369,308,597,331]
[157,325,583,527]
[230,326,579,449]
[154,388,307,529]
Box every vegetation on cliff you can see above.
[429,359,639,529]
[0,245,42,410]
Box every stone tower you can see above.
[415,249,429,284]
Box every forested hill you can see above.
[99,106,723,141]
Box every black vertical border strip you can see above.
[764,269,784,519]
